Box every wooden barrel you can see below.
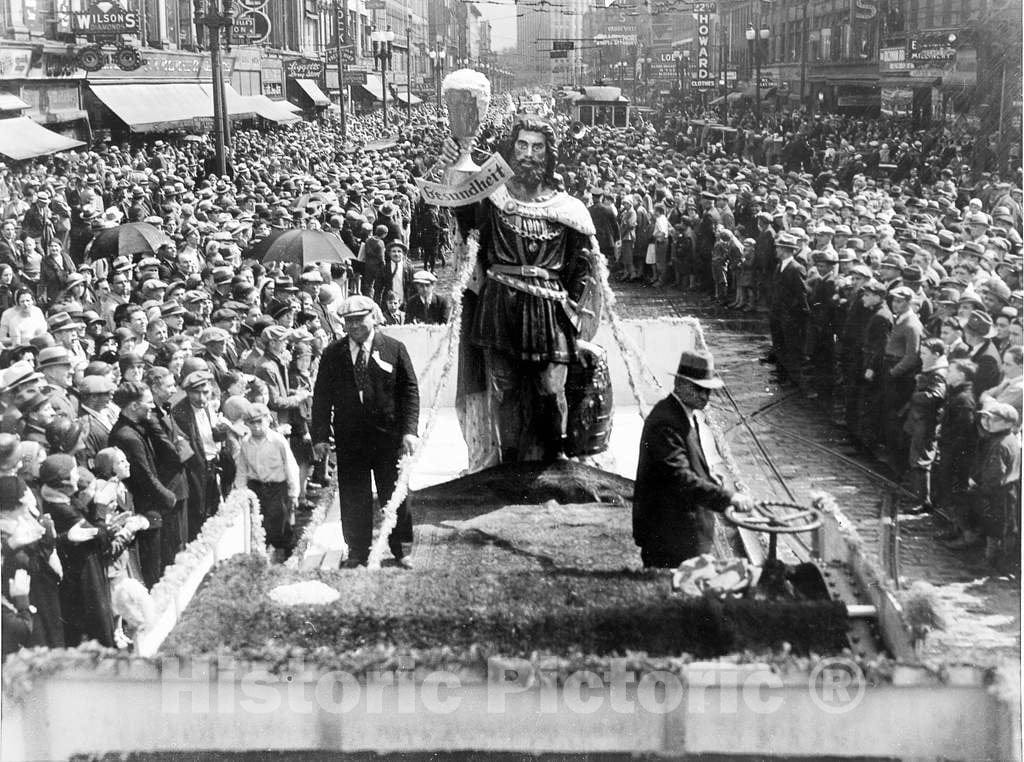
[564,347,613,457]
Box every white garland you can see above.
[147,489,268,614]
[284,489,330,570]
[366,231,480,570]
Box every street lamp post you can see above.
[406,12,412,123]
[372,24,395,129]
[745,21,769,124]
[333,0,348,141]
[194,0,234,176]
[427,36,445,122]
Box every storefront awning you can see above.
[294,79,330,107]
[0,117,85,160]
[393,90,422,105]
[355,80,391,103]
[89,83,254,132]
[0,92,29,111]
[239,94,301,124]
[879,76,941,89]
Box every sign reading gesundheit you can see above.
[415,153,513,207]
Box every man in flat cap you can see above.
[172,369,229,542]
[404,270,452,325]
[312,295,419,568]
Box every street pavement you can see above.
[610,281,1020,664]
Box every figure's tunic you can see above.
[471,185,598,363]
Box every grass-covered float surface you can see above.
[164,462,855,668]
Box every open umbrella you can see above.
[248,229,355,266]
[86,222,173,260]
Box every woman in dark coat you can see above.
[39,453,115,648]
[0,472,64,649]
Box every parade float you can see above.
[1,72,1019,762]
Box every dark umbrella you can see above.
[248,229,355,266]
[87,222,173,259]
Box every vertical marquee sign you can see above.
[690,11,715,91]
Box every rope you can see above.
[366,230,479,569]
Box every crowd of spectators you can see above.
[0,92,1020,658]
[0,104,470,656]
[565,107,1021,573]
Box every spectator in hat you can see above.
[882,286,924,468]
[588,186,620,266]
[953,401,1021,570]
[0,462,65,650]
[404,270,451,325]
[374,240,416,311]
[145,365,190,567]
[358,225,388,298]
[633,348,756,567]
[255,324,311,430]
[857,280,894,449]
[37,347,77,421]
[980,345,1024,421]
[963,310,1004,401]
[939,317,971,361]
[171,370,227,542]
[900,337,948,514]
[0,289,47,347]
[311,294,419,568]
[108,382,178,588]
[76,374,116,470]
[198,326,232,389]
[233,402,299,558]
[38,452,114,647]
[768,232,809,383]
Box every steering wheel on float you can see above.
[724,501,823,562]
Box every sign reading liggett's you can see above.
[285,59,326,79]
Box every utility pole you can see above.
[799,0,808,108]
[333,0,347,141]
[406,12,412,122]
[194,0,233,176]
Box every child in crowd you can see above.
[233,403,299,557]
[901,338,948,513]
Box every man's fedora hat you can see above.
[672,349,723,390]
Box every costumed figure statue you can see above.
[434,71,609,469]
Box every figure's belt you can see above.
[487,269,567,303]
[488,264,560,280]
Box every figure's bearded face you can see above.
[512,130,548,188]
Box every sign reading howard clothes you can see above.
[690,12,715,90]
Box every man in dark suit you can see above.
[587,187,620,262]
[769,232,810,383]
[146,366,191,567]
[404,270,452,325]
[373,240,417,310]
[312,295,420,568]
[171,370,228,542]
[633,349,755,567]
[108,381,177,587]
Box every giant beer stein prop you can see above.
[441,68,491,175]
